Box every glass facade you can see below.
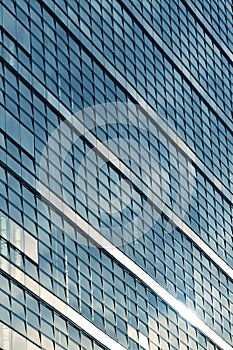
[0,1,232,350]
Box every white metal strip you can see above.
[36,182,233,350]
[0,257,126,350]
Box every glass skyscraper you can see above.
[0,0,232,350]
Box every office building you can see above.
[0,0,232,349]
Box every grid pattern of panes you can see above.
[1,57,232,298]
[189,0,233,48]
[0,266,223,350]
[1,49,232,266]
[0,0,232,349]
[49,0,233,186]
[1,0,233,192]
[0,18,233,350]
[0,211,38,263]
[0,273,107,350]
[0,159,232,344]
[115,0,232,113]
